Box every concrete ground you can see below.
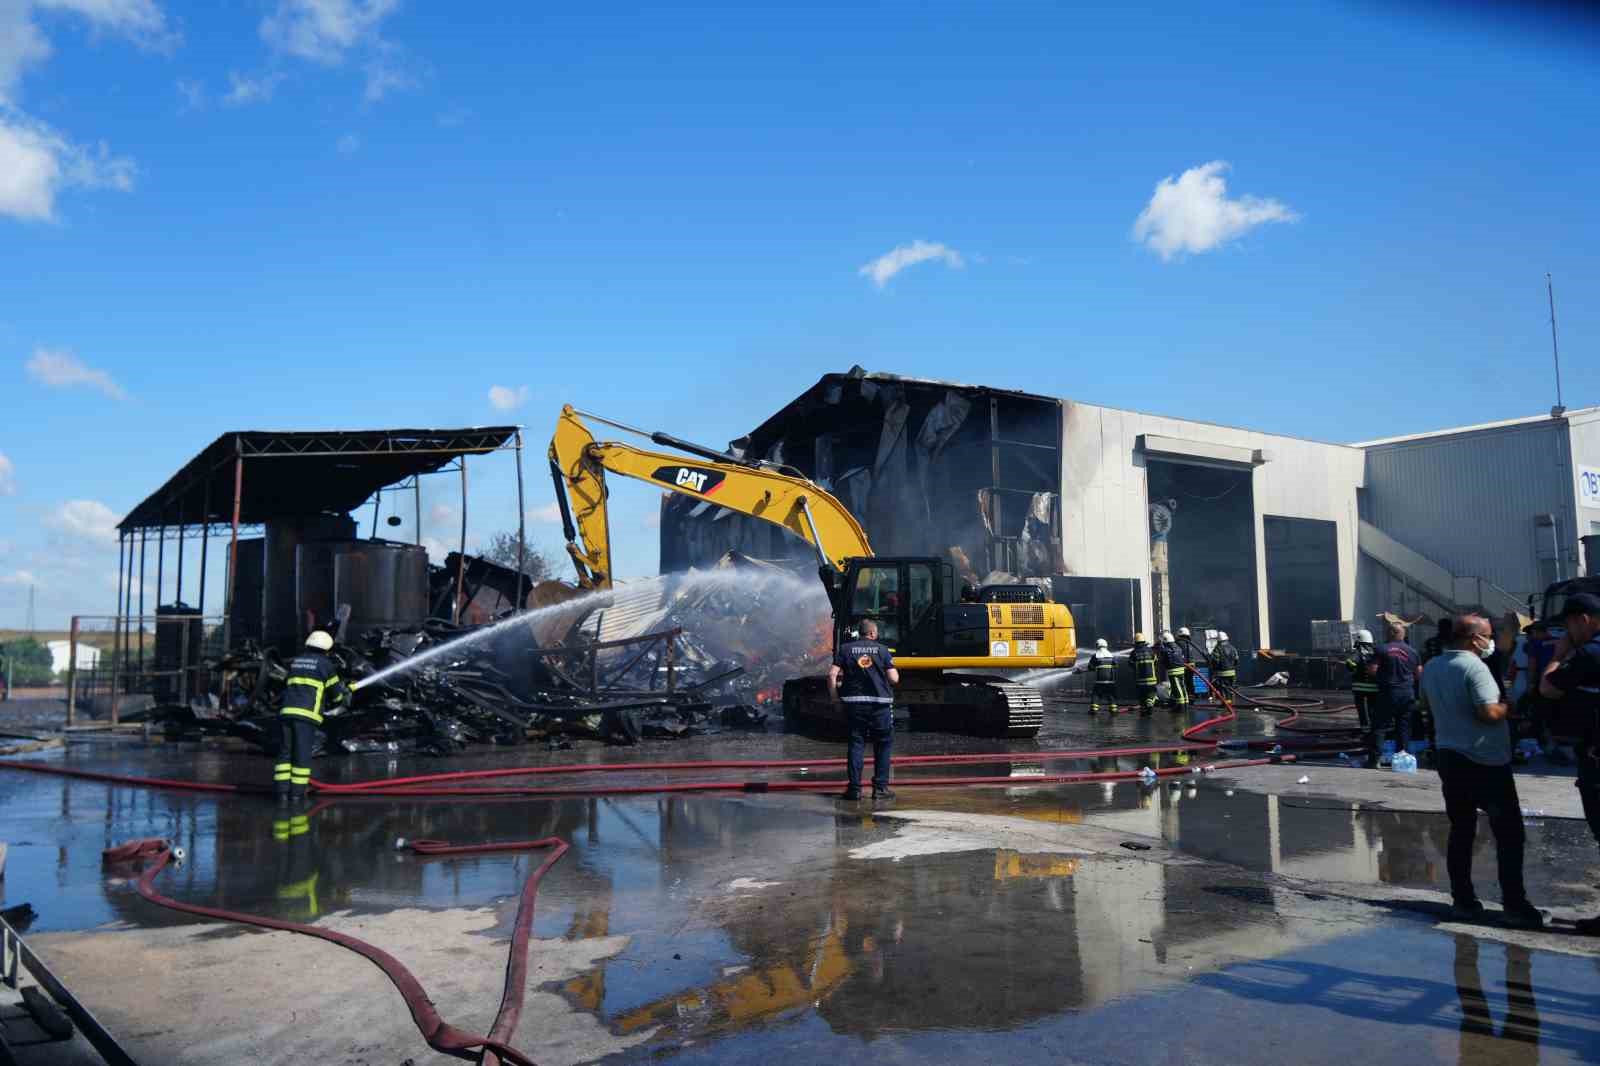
[2,693,1599,1065]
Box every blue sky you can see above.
[2,0,1597,627]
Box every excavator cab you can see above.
[835,557,956,655]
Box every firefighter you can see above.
[1130,633,1159,715]
[275,631,350,805]
[1345,628,1382,763]
[1212,631,1240,692]
[1088,638,1118,714]
[1159,630,1189,710]
[1177,626,1202,699]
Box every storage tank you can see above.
[296,540,429,641]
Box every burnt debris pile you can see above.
[144,554,833,755]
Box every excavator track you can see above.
[985,683,1045,738]
[782,674,1044,739]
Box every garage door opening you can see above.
[1263,515,1339,653]
[1146,460,1258,659]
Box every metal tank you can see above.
[296,540,429,640]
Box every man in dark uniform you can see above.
[1211,631,1240,693]
[1372,621,1421,764]
[1158,630,1189,710]
[1539,593,1600,934]
[1345,629,1382,763]
[1130,633,1159,716]
[276,631,349,805]
[1087,638,1118,714]
[829,619,899,801]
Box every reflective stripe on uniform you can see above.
[841,695,892,703]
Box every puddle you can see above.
[4,721,1598,1065]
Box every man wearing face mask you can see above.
[1539,592,1600,935]
[1421,612,1544,929]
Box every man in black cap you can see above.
[1539,591,1600,934]
[829,619,900,801]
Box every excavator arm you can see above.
[548,404,873,589]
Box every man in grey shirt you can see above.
[1421,612,1544,928]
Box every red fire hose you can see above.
[13,691,1305,1066]
[102,835,565,1066]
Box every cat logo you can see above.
[650,464,726,497]
[856,655,874,669]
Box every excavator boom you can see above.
[548,404,871,589]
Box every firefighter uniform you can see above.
[1345,633,1381,760]
[276,634,349,802]
[1130,638,1159,715]
[1088,642,1118,714]
[1159,634,1190,709]
[1211,634,1240,692]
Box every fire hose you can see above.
[101,835,562,1066]
[8,691,1304,1065]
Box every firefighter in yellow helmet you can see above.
[275,631,349,805]
[1087,638,1119,714]
[1129,634,1159,715]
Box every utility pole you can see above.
[1549,273,1566,418]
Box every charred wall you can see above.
[660,370,1064,581]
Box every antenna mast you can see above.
[1548,272,1566,417]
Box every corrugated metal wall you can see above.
[1362,420,1574,602]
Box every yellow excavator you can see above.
[548,405,1076,737]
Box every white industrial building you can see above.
[45,639,101,676]
[661,370,1600,665]
[1355,406,1600,625]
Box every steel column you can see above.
[221,446,244,654]
[454,458,469,623]
[514,429,527,609]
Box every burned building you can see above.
[660,370,1065,582]
[661,368,1369,662]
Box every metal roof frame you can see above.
[119,426,521,531]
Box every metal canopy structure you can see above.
[111,426,529,666]
[119,427,521,531]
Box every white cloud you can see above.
[0,452,14,495]
[336,132,360,155]
[0,5,53,103]
[488,384,528,411]
[362,44,416,102]
[1132,161,1298,262]
[44,499,120,545]
[858,240,965,288]
[529,502,562,524]
[427,503,454,524]
[0,569,42,588]
[25,347,127,399]
[35,0,173,45]
[175,77,203,111]
[0,108,135,222]
[223,70,284,106]
[261,0,398,64]
[3,1,175,102]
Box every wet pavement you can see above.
[2,696,1598,1064]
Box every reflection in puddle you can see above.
[6,754,1600,1062]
